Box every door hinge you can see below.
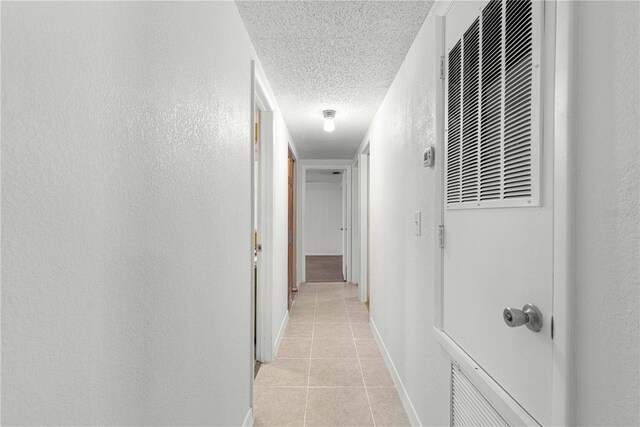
[551,316,554,340]
[438,225,445,248]
[439,56,445,80]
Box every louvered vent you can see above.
[451,364,509,427]
[446,0,541,209]
[447,41,462,204]
[462,19,480,203]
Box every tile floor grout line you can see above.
[346,292,378,427]
[302,285,317,427]
[254,385,397,389]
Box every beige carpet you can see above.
[305,255,344,282]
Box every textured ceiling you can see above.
[236,1,434,159]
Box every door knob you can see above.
[503,304,543,332]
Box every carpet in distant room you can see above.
[305,255,344,282]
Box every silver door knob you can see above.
[503,304,543,332]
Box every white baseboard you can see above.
[370,318,423,427]
[242,407,253,427]
[273,310,289,358]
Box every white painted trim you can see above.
[288,141,300,165]
[253,65,276,364]
[433,13,445,331]
[298,161,353,285]
[242,407,254,427]
[551,1,576,425]
[249,60,257,409]
[351,161,360,287]
[434,328,540,427]
[354,131,372,158]
[340,173,346,278]
[370,319,422,427]
[357,153,369,303]
[273,310,289,358]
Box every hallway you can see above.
[2,1,638,426]
[254,283,409,426]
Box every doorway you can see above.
[252,102,263,375]
[298,162,352,285]
[304,170,345,282]
[251,65,277,368]
[287,148,297,309]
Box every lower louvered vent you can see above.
[446,0,540,209]
[451,364,509,427]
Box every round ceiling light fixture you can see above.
[322,110,336,133]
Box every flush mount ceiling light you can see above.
[322,110,336,132]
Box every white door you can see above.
[443,0,552,424]
[341,173,348,280]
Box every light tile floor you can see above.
[254,282,410,427]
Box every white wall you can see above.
[304,182,343,256]
[361,1,639,426]
[573,2,639,425]
[359,5,450,425]
[1,2,294,425]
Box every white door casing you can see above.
[442,1,553,425]
[342,173,348,279]
[358,153,369,303]
[297,161,353,284]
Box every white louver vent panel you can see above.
[445,0,542,209]
[451,364,510,427]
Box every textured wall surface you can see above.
[1,2,291,425]
[362,7,450,426]
[363,1,640,425]
[236,1,434,159]
[574,2,640,425]
[304,182,343,256]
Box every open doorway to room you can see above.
[299,163,352,285]
[287,148,297,309]
[251,98,264,377]
[304,170,345,282]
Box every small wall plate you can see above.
[423,146,435,167]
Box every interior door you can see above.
[287,149,296,309]
[341,173,348,280]
[253,105,261,367]
[443,0,552,424]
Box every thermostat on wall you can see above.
[423,146,435,167]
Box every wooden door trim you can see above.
[287,148,297,309]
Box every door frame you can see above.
[340,173,348,279]
[431,1,575,426]
[251,62,276,364]
[287,147,297,309]
[297,160,353,285]
[356,148,370,303]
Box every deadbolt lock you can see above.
[503,304,543,332]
